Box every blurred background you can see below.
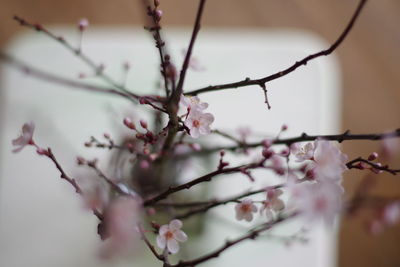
[0,0,399,266]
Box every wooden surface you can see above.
[1,1,399,266]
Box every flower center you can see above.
[240,204,252,213]
[192,120,201,128]
[165,230,174,240]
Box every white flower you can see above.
[156,219,187,254]
[312,140,348,183]
[260,189,285,221]
[235,198,258,222]
[12,122,35,153]
[290,181,342,225]
[180,95,208,111]
[185,109,214,138]
[294,142,315,162]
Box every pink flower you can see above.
[235,198,258,222]
[180,95,208,111]
[312,140,348,183]
[294,142,315,162]
[156,219,187,254]
[12,122,35,153]
[260,189,285,220]
[290,181,342,225]
[184,110,214,138]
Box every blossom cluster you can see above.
[180,95,214,138]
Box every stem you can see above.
[185,0,368,96]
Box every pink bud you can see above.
[262,139,272,148]
[140,120,148,129]
[155,10,163,21]
[123,118,136,130]
[262,148,273,159]
[281,124,288,131]
[368,152,378,161]
[36,147,49,156]
[103,133,110,139]
[78,18,89,31]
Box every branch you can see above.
[185,0,368,96]
[0,52,138,100]
[196,129,400,155]
[45,148,103,221]
[12,15,136,96]
[160,0,207,155]
[171,213,297,267]
[174,184,284,220]
[143,161,264,206]
[175,0,207,97]
[142,0,173,96]
[346,157,400,175]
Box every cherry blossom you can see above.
[180,95,209,112]
[235,198,258,222]
[294,142,315,162]
[260,189,285,220]
[312,140,348,183]
[290,181,342,225]
[12,122,35,153]
[184,109,214,138]
[156,219,187,254]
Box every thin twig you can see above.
[185,0,368,96]
[45,148,103,220]
[144,160,265,206]
[195,129,400,155]
[0,52,137,100]
[171,213,297,267]
[12,15,137,97]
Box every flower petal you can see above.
[173,230,187,242]
[167,239,180,254]
[156,235,166,249]
[159,225,169,235]
[169,219,182,230]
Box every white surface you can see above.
[0,27,341,267]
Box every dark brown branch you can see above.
[171,213,297,267]
[160,0,207,156]
[196,129,400,155]
[45,148,103,221]
[142,0,172,97]
[175,0,207,98]
[139,225,167,263]
[346,157,400,175]
[85,161,133,196]
[175,184,284,220]
[185,0,368,96]
[144,161,264,206]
